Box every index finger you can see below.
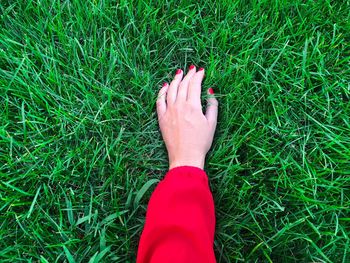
[187,68,205,106]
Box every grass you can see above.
[0,0,349,262]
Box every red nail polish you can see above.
[176,69,182,74]
[189,64,195,70]
[199,67,204,71]
[162,82,167,87]
[208,88,214,94]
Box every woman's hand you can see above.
[156,65,219,170]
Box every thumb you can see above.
[205,88,218,127]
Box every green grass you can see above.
[1,0,349,262]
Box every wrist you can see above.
[169,155,205,170]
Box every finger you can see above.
[188,67,205,106]
[156,82,168,118]
[176,64,196,102]
[205,88,218,127]
[167,69,183,104]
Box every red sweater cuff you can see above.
[165,166,209,185]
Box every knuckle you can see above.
[167,102,176,111]
[156,100,163,107]
[189,102,201,111]
[174,103,184,112]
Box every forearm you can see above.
[137,166,216,263]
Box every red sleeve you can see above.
[136,166,216,263]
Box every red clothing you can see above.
[137,166,216,263]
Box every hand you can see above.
[156,65,219,170]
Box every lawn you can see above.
[1,0,349,262]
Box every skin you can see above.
[156,65,219,169]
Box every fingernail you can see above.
[189,64,195,70]
[208,88,214,94]
[199,67,204,71]
[176,69,182,74]
[162,82,167,87]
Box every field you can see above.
[1,0,350,262]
